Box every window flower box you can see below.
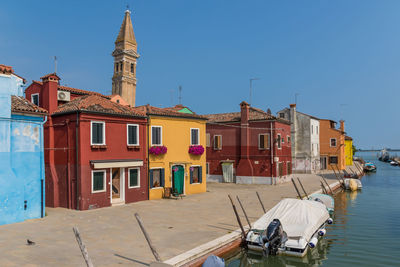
[188,145,204,155]
[149,145,167,155]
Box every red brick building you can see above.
[25,74,148,210]
[205,101,292,184]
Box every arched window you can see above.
[131,63,134,73]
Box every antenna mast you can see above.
[54,56,57,74]
[178,86,182,105]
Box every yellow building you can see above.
[345,136,353,166]
[136,105,207,200]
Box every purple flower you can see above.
[188,145,204,155]
[149,145,167,155]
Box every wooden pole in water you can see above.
[72,227,94,267]
[228,195,247,244]
[322,176,334,195]
[236,196,252,229]
[291,178,303,199]
[320,181,328,195]
[255,191,266,213]
[134,213,162,262]
[297,177,309,198]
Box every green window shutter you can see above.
[199,166,203,183]
[149,169,153,188]
[160,168,165,187]
[190,168,193,184]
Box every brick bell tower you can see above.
[112,8,139,107]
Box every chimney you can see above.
[340,120,345,132]
[240,101,250,159]
[40,73,60,114]
[0,64,14,76]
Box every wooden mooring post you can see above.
[236,196,252,229]
[72,227,94,267]
[291,178,303,199]
[321,176,334,195]
[297,178,309,198]
[320,181,328,195]
[134,213,162,262]
[255,191,266,213]
[228,195,247,245]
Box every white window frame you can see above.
[90,121,106,145]
[258,133,270,150]
[151,167,164,189]
[277,134,282,149]
[91,170,106,193]
[190,165,201,184]
[214,135,222,150]
[190,128,200,145]
[206,162,210,175]
[151,126,163,146]
[287,135,290,143]
[31,93,39,106]
[330,138,337,147]
[127,124,139,146]
[128,167,140,188]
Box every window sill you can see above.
[127,145,140,150]
[190,182,202,185]
[91,145,107,149]
[151,187,164,190]
[92,190,106,193]
[128,185,140,189]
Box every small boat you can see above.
[246,198,332,257]
[308,193,334,213]
[202,255,224,267]
[363,162,377,172]
[390,161,399,166]
[344,178,362,191]
[378,149,390,162]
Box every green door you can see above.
[173,165,184,194]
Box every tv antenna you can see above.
[178,85,182,105]
[54,56,57,74]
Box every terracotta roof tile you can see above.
[53,95,146,117]
[11,95,47,114]
[205,107,278,123]
[0,64,13,74]
[345,136,353,140]
[40,73,60,80]
[135,105,207,120]
[33,81,108,98]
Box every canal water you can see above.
[225,152,400,266]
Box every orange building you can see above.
[319,119,346,170]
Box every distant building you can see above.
[112,9,139,107]
[0,64,47,225]
[135,105,207,200]
[25,73,148,210]
[206,101,292,185]
[345,136,353,166]
[319,119,346,170]
[277,104,320,173]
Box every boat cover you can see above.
[308,193,334,212]
[252,198,329,240]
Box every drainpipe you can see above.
[147,117,150,200]
[40,115,48,217]
[66,119,71,209]
[75,111,80,210]
[270,121,274,185]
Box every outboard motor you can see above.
[261,219,286,256]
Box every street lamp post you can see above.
[249,78,260,106]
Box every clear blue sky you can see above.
[1,0,399,149]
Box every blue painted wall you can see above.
[0,72,45,225]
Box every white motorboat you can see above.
[390,161,399,166]
[308,193,334,213]
[246,198,332,257]
[344,178,362,190]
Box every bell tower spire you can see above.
[112,8,139,107]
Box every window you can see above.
[31,93,39,106]
[190,128,200,145]
[131,63,134,73]
[127,124,139,145]
[287,136,291,143]
[330,138,337,147]
[279,113,285,118]
[311,125,314,134]
[151,126,162,146]
[316,126,319,134]
[213,135,222,150]
[258,133,270,150]
[128,168,140,188]
[277,134,282,149]
[92,170,106,193]
[115,63,118,72]
[206,133,210,147]
[91,121,105,145]
[329,156,338,164]
[120,62,123,72]
[190,166,202,184]
[150,168,164,188]
[206,163,209,175]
